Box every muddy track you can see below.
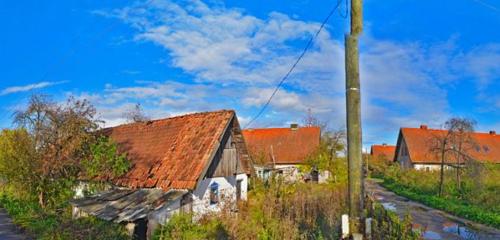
[0,208,29,240]
[366,179,500,240]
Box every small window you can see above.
[209,182,219,205]
[483,145,490,153]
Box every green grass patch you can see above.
[0,191,130,240]
[381,177,500,228]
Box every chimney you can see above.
[382,143,387,146]
[490,130,496,135]
[290,123,299,131]
[420,125,428,130]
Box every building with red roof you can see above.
[242,125,321,181]
[395,125,500,170]
[370,144,396,163]
[72,110,253,238]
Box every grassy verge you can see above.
[381,177,500,228]
[0,191,130,240]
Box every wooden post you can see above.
[345,0,364,236]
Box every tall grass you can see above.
[155,177,348,240]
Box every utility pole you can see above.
[345,0,364,238]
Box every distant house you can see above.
[71,110,253,239]
[242,124,321,182]
[370,144,396,163]
[394,125,500,170]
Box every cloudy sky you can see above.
[1,0,499,147]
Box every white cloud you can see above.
[106,0,333,86]
[0,81,67,96]
[90,0,500,144]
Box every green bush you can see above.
[0,190,129,240]
[153,213,228,240]
[370,203,421,240]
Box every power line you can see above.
[471,0,500,13]
[244,0,345,129]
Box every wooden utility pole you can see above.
[345,0,364,237]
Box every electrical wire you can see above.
[471,0,500,13]
[243,0,345,128]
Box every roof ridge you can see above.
[244,126,320,131]
[105,109,234,130]
[402,127,498,136]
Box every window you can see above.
[209,182,219,205]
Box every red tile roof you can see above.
[370,145,396,162]
[102,110,249,191]
[398,126,500,164]
[242,126,320,165]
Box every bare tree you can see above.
[302,108,327,131]
[430,118,476,196]
[124,103,150,123]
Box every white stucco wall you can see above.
[413,164,452,171]
[146,174,248,232]
[191,174,248,218]
[275,164,302,182]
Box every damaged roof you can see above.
[70,188,186,223]
[398,126,500,164]
[102,110,250,191]
[242,126,321,165]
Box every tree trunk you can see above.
[439,143,446,197]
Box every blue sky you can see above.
[1,0,499,147]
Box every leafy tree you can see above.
[83,136,129,179]
[6,94,130,209]
[0,129,38,199]
[305,128,347,184]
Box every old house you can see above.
[71,110,253,239]
[394,125,500,170]
[242,124,321,182]
[370,144,396,163]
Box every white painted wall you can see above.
[146,174,248,234]
[414,164,452,171]
[191,174,247,218]
[275,164,302,182]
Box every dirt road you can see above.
[0,208,28,240]
[366,179,500,240]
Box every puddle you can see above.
[423,230,442,239]
[381,202,397,212]
[443,223,478,239]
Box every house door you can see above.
[236,179,242,201]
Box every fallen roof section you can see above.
[70,188,186,223]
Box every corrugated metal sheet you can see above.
[70,189,186,223]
